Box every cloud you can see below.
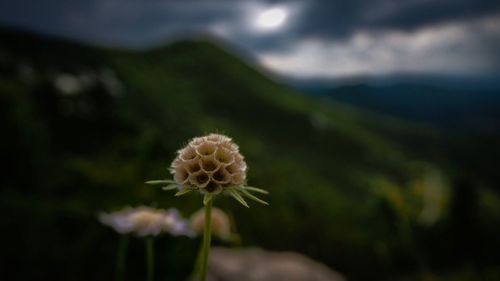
[258,14,500,78]
[291,0,500,40]
[1,0,500,77]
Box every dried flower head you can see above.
[171,133,246,194]
[190,207,231,240]
[146,133,269,207]
[99,206,194,237]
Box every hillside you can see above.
[1,28,500,281]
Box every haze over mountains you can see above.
[294,81,500,133]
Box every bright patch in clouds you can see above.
[244,2,303,34]
[256,8,287,30]
[259,15,500,78]
[209,3,295,38]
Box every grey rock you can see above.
[206,247,347,281]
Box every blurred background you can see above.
[1,0,500,280]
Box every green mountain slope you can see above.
[1,29,499,281]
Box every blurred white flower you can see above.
[99,206,194,237]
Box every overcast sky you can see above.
[1,0,500,79]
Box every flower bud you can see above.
[190,207,231,240]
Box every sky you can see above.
[1,0,500,80]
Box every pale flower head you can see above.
[99,206,194,237]
[171,133,247,194]
[147,133,268,207]
[190,207,232,240]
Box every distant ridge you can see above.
[295,81,500,133]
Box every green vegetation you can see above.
[1,28,499,281]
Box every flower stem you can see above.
[146,237,154,281]
[116,235,129,281]
[199,199,213,281]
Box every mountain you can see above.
[294,82,500,133]
[1,28,500,281]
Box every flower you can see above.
[99,206,194,237]
[146,133,269,207]
[190,207,232,240]
[171,133,247,194]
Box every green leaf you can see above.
[228,189,249,208]
[145,180,176,185]
[162,184,178,191]
[203,193,213,206]
[240,189,269,205]
[243,186,269,194]
[175,188,193,197]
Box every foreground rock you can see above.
[207,247,346,281]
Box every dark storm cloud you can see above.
[0,0,243,45]
[259,14,500,78]
[1,0,499,77]
[291,0,500,39]
[1,0,499,46]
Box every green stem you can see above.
[146,237,154,281]
[116,235,129,281]
[199,199,213,281]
